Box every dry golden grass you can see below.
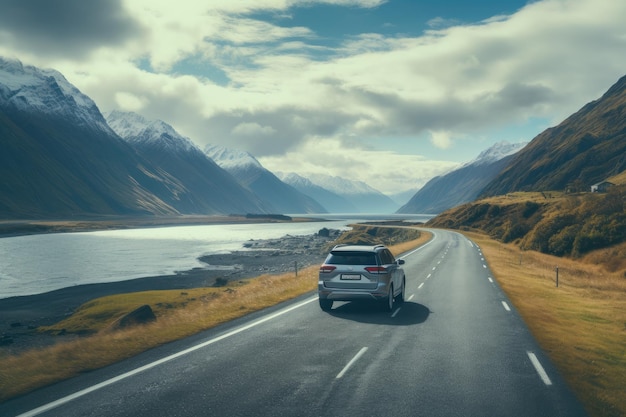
[465,231,626,417]
[607,171,626,185]
[480,191,567,206]
[0,232,429,402]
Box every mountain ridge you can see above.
[480,75,626,196]
[397,141,526,214]
[106,111,272,215]
[205,144,327,214]
[279,172,399,214]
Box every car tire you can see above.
[382,284,394,312]
[395,277,405,304]
[319,298,333,311]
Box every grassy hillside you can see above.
[428,183,626,271]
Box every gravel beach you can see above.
[0,230,339,354]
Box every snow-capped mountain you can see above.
[106,111,271,215]
[106,110,197,153]
[0,57,111,132]
[397,141,527,214]
[466,141,527,166]
[277,172,358,213]
[0,58,187,217]
[205,145,327,214]
[305,173,382,196]
[280,172,399,214]
[0,57,271,218]
[204,144,263,170]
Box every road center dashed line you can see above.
[418,283,424,289]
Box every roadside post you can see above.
[555,265,559,287]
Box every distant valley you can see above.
[1,56,625,226]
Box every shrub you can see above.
[522,201,541,218]
[501,220,530,243]
[548,224,581,256]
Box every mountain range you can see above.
[0,58,182,218]
[0,57,393,218]
[399,74,626,214]
[1,55,624,220]
[276,172,359,213]
[479,75,626,196]
[397,141,527,214]
[105,111,272,215]
[280,172,399,214]
[203,145,327,214]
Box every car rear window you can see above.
[326,251,377,266]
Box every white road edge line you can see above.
[488,277,494,283]
[527,351,553,386]
[336,347,368,379]
[16,297,319,417]
[501,301,511,312]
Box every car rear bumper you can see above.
[318,281,388,301]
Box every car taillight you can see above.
[365,266,387,274]
[319,265,336,273]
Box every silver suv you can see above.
[318,244,406,312]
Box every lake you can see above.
[0,214,432,298]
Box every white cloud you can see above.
[114,91,147,112]
[429,131,453,150]
[1,0,626,194]
[258,137,459,194]
[232,122,277,136]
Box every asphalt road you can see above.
[1,229,589,417]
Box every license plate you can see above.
[341,274,361,280]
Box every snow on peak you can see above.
[467,141,527,166]
[276,172,315,188]
[0,57,108,131]
[305,173,381,195]
[106,110,198,153]
[204,144,263,169]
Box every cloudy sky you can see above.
[1,0,625,196]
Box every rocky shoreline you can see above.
[0,228,341,354]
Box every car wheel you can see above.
[395,277,405,304]
[382,284,394,312]
[319,298,333,311]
